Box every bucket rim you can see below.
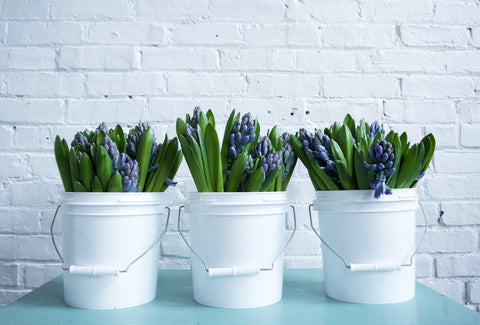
[61,192,169,205]
[314,188,417,199]
[187,191,289,205]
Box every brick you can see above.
[247,73,319,97]
[0,23,6,44]
[50,0,131,20]
[148,98,227,122]
[416,202,440,227]
[384,100,455,123]
[426,176,480,199]
[371,50,445,73]
[0,208,42,234]
[297,50,370,72]
[436,256,480,277]
[285,231,321,256]
[269,49,295,71]
[419,279,465,304]
[24,264,61,289]
[13,127,53,150]
[9,181,60,208]
[161,233,191,258]
[461,124,480,147]
[86,72,165,96]
[168,73,244,96]
[4,48,57,70]
[0,0,49,20]
[0,126,13,149]
[473,28,480,48]
[171,24,242,45]
[219,49,269,70]
[0,264,18,286]
[468,282,480,304]
[386,124,424,143]
[446,52,480,73]
[158,257,190,269]
[87,22,165,45]
[0,236,17,260]
[458,102,480,122]
[7,22,84,46]
[415,255,433,277]
[305,100,381,123]
[324,76,399,98]
[323,25,395,48]
[424,125,457,148]
[16,236,58,261]
[29,154,59,179]
[0,290,30,307]
[285,0,359,22]
[441,202,480,226]
[210,0,284,22]
[135,0,209,21]
[435,1,480,25]
[3,73,85,97]
[435,152,480,173]
[286,24,322,46]
[142,48,218,71]
[360,0,433,22]
[401,25,469,48]
[0,153,29,178]
[402,76,475,98]
[0,99,65,123]
[59,46,140,71]
[67,98,147,124]
[228,98,306,127]
[244,24,287,46]
[284,256,322,269]
[418,229,477,254]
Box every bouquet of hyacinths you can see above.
[176,107,297,192]
[291,114,435,199]
[54,122,183,192]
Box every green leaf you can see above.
[69,148,80,183]
[268,126,281,152]
[148,138,181,192]
[73,181,87,192]
[226,152,247,192]
[198,111,209,133]
[354,149,370,189]
[54,136,73,192]
[404,142,425,188]
[93,130,106,147]
[136,127,154,191]
[178,134,209,192]
[206,109,215,128]
[176,118,187,139]
[159,150,183,192]
[343,114,356,139]
[221,110,240,173]
[400,132,409,161]
[196,126,212,191]
[331,139,355,190]
[79,152,93,192]
[107,172,123,192]
[305,153,340,190]
[243,167,264,192]
[386,133,402,188]
[113,124,126,153]
[336,125,355,178]
[261,167,281,192]
[95,146,114,191]
[396,144,418,188]
[411,134,436,187]
[205,123,223,192]
[92,176,103,192]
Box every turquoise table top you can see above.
[1,269,479,325]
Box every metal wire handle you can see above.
[178,205,297,275]
[308,203,428,272]
[50,205,170,275]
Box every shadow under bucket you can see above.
[311,188,420,304]
[180,192,295,309]
[51,192,169,310]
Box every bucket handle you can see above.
[177,205,297,277]
[50,205,170,277]
[308,203,428,273]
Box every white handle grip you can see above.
[69,265,120,276]
[349,263,401,272]
[208,266,260,277]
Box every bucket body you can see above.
[185,192,289,309]
[313,189,418,304]
[61,192,165,309]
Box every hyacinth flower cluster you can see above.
[54,122,183,193]
[176,107,298,192]
[291,114,436,199]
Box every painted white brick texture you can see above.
[0,0,479,312]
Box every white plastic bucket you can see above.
[181,192,295,309]
[311,189,419,304]
[51,192,168,310]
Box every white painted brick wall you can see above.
[0,0,479,313]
